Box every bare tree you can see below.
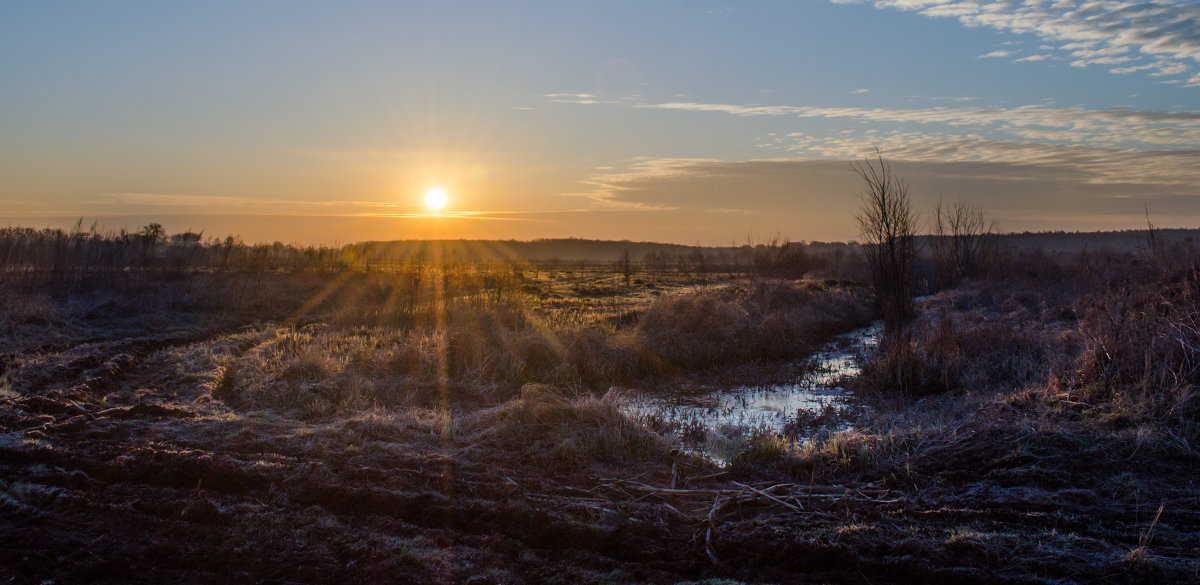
[139,222,166,244]
[617,249,634,286]
[931,200,993,288]
[1142,204,1164,273]
[852,151,917,336]
[750,234,812,279]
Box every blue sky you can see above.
[2,1,1198,244]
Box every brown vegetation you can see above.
[2,222,1199,584]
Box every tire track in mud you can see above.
[4,406,1197,585]
[2,341,695,584]
[3,326,260,398]
[0,422,691,583]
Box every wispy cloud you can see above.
[633,101,806,116]
[761,131,1200,186]
[908,95,980,103]
[544,92,641,105]
[566,154,1200,234]
[630,100,1200,148]
[98,193,547,220]
[544,93,603,104]
[102,193,398,211]
[561,158,722,211]
[851,88,871,94]
[356,212,541,222]
[831,0,1200,85]
[978,50,1011,59]
[568,154,1200,236]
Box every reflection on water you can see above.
[625,323,881,462]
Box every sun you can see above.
[425,189,448,210]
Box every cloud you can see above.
[1014,54,1052,63]
[909,95,980,103]
[631,101,806,117]
[561,158,708,211]
[544,93,604,105]
[761,131,1200,186]
[851,88,871,94]
[632,100,1200,148]
[978,50,1011,59]
[564,154,1200,237]
[102,193,376,211]
[544,90,643,105]
[1111,62,1159,74]
[97,193,547,219]
[832,1,1200,85]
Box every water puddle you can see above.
[626,323,881,463]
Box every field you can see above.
[2,230,1199,584]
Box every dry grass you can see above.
[469,384,668,469]
[1072,269,1200,422]
[6,234,1200,584]
[851,286,1079,397]
[634,280,871,371]
[194,276,872,420]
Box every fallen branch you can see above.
[732,481,804,513]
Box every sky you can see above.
[2,0,1198,245]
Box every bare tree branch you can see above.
[852,150,917,336]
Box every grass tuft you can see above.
[469,384,668,469]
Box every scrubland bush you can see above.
[633,281,871,370]
[635,294,749,369]
[469,384,666,468]
[750,236,813,278]
[1073,268,1200,420]
[853,299,1076,397]
[854,235,1200,431]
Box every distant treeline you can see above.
[2,220,1194,289]
[983,228,1200,253]
[0,223,847,283]
[354,238,730,263]
[348,237,850,274]
[0,223,343,285]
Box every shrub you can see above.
[852,291,1076,397]
[1074,269,1200,420]
[469,384,667,468]
[633,281,872,372]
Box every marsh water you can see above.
[626,323,881,461]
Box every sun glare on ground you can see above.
[425,189,449,210]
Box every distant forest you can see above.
[1,220,1196,283]
[984,228,1200,253]
[348,228,1200,262]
